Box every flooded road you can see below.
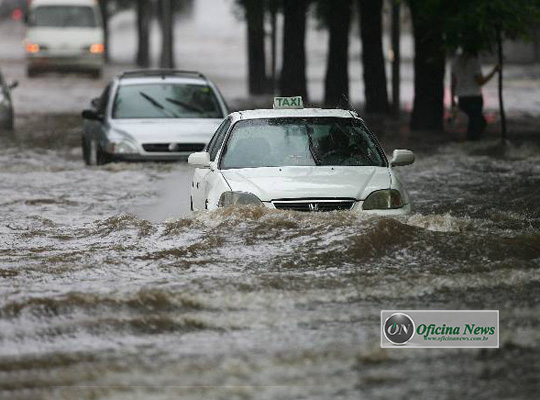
[1,112,539,400]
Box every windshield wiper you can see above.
[139,92,179,117]
[165,97,204,113]
[306,126,321,166]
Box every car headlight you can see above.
[106,140,138,155]
[363,189,404,210]
[218,192,263,207]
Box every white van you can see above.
[25,0,104,78]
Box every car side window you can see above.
[208,119,231,161]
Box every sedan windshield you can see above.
[112,84,224,119]
[31,6,98,28]
[220,117,386,169]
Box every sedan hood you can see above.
[110,119,223,144]
[221,166,391,201]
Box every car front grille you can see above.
[272,199,356,212]
[142,143,205,153]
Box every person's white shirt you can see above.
[451,54,483,97]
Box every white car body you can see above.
[81,70,229,164]
[189,108,415,215]
[25,0,104,77]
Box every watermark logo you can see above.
[383,313,415,345]
[381,310,499,348]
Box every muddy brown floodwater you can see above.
[0,113,539,400]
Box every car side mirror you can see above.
[188,152,211,168]
[390,149,415,166]
[82,109,103,121]
[8,81,18,90]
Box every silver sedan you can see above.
[81,70,229,165]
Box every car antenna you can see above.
[341,94,358,118]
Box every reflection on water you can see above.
[0,116,539,399]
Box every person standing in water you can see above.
[451,51,500,140]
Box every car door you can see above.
[192,118,231,210]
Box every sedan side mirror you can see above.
[390,149,415,166]
[82,109,103,121]
[8,81,18,91]
[188,152,211,168]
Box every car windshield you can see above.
[31,6,98,28]
[220,117,386,169]
[112,83,224,119]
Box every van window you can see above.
[30,6,98,28]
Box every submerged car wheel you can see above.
[82,137,93,165]
[96,145,112,165]
[84,138,111,166]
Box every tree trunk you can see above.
[358,0,389,113]
[497,28,507,143]
[244,0,267,95]
[98,0,109,62]
[136,0,151,67]
[159,0,175,68]
[409,1,445,131]
[324,0,351,107]
[391,0,401,117]
[270,0,278,94]
[280,0,308,100]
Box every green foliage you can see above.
[410,0,540,53]
[445,0,540,53]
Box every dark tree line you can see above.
[99,0,190,69]
[101,0,540,135]
[238,0,540,135]
[238,0,390,112]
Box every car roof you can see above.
[117,70,209,86]
[232,108,358,122]
[118,76,209,86]
[31,0,97,6]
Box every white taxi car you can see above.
[188,97,415,214]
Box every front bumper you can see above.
[260,201,412,215]
[27,54,103,71]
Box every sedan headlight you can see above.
[363,189,404,210]
[218,192,263,207]
[106,140,138,155]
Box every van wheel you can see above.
[90,70,102,80]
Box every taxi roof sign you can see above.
[273,96,304,109]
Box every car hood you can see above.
[221,166,391,201]
[109,119,223,144]
[27,28,103,48]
